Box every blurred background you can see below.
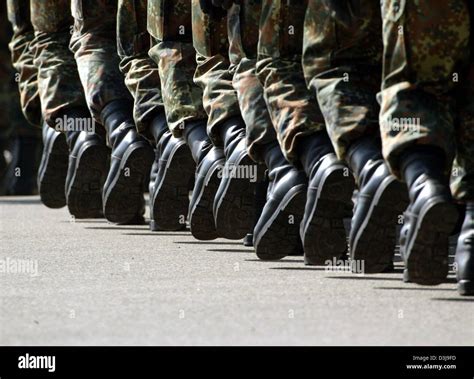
[0,0,41,196]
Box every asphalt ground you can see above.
[1,196,473,345]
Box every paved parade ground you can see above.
[1,196,473,346]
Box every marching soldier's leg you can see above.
[117,0,195,232]
[452,8,474,295]
[257,0,354,264]
[8,0,69,208]
[70,0,154,225]
[147,0,224,240]
[303,0,409,273]
[29,0,109,218]
[193,0,260,241]
[380,0,467,284]
[1,0,40,196]
[227,1,307,258]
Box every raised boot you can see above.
[150,114,196,231]
[213,117,262,239]
[348,137,409,273]
[399,147,459,285]
[64,107,109,219]
[37,122,68,208]
[253,142,307,260]
[101,100,155,225]
[455,202,474,296]
[184,120,225,240]
[299,132,355,265]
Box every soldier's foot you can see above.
[184,120,224,240]
[347,137,409,273]
[101,100,154,225]
[214,117,263,240]
[38,123,68,208]
[456,202,474,296]
[253,142,307,261]
[399,147,459,285]
[297,133,354,266]
[150,130,195,232]
[66,129,109,219]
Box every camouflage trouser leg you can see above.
[1,0,17,137]
[257,0,326,164]
[451,2,474,201]
[70,0,133,124]
[452,73,474,201]
[28,0,87,128]
[7,0,42,127]
[302,0,382,162]
[380,0,469,179]
[192,0,241,146]
[227,1,277,163]
[117,0,164,137]
[147,0,207,136]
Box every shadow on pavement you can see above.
[374,286,456,292]
[207,248,252,253]
[270,266,327,271]
[84,226,150,231]
[175,241,243,245]
[124,232,190,236]
[431,298,474,303]
[0,198,42,204]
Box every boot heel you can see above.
[405,201,459,285]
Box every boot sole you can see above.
[458,280,474,296]
[402,200,458,285]
[38,133,68,209]
[150,143,195,231]
[189,164,221,241]
[303,169,354,266]
[351,177,409,273]
[214,155,257,240]
[103,143,154,224]
[67,143,109,219]
[255,187,306,261]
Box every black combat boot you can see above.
[64,107,109,219]
[184,120,225,240]
[213,117,262,240]
[253,142,307,260]
[101,100,154,225]
[150,113,196,231]
[455,202,474,296]
[37,122,68,208]
[11,134,41,195]
[399,147,459,285]
[243,173,269,247]
[347,137,409,273]
[299,132,354,265]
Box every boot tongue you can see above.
[66,131,80,149]
[346,136,382,183]
[219,117,245,158]
[400,146,447,188]
[297,132,333,176]
[150,113,168,144]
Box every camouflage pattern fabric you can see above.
[302,0,382,162]
[70,0,133,124]
[28,0,87,128]
[147,0,208,136]
[379,0,474,201]
[117,0,165,137]
[192,0,241,146]
[6,0,42,128]
[257,0,326,164]
[227,0,277,163]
